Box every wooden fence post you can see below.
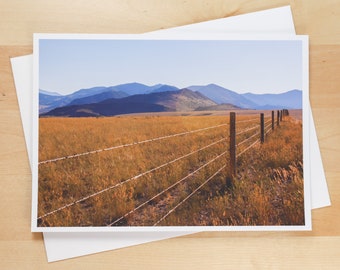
[227,112,236,188]
[260,113,264,143]
[280,110,283,122]
[277,110,280,126]
[282,109,288,118]
[271,110,274,130]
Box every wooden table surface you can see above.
[0,0,339,269]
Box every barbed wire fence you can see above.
[38,109,288,226]
[226,109,288,187]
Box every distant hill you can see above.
[147,84,179,93]
[39,92,64,104]
[187,84,257,109]
[39,89,62,96]
[40,83,302,116]
[42,89,217,117]
[98,88,217,112]
[67,86,111,99]
[69,89,129,106]
[39,86,117,113]
[111,82,154,96]
[111,82,180,95]
[39,92,71,114]
[41,102,168,117]
[39,83,180,114]
[241,90,302,109]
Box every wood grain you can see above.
[0,0,339,269]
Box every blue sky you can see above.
[39,38,303,95]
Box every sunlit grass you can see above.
[38,112,304,227]
[159,116,304,226]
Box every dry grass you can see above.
[38,115,228,226]
[37,111,304,227]
[158,115,304,226]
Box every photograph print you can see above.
[32,34,310,231]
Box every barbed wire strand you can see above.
[264,118,272,125]
[38,137,227,220]
[236,124,259,136]
[237,131,260,147]
[264,123,272,132]
[236,117,258,124]
[265,124,274,135]
[236,139,260,158]
[108,150,227,226]
[153,164,226,226]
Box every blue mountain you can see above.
[39,83,180,113]
[112,82,154,95]
[40,83,302,115]
[147,84,179,93]
[242,89,302,109]
[39,86,119,113]
[42,89,217,117]
[187,84,257,109]
[69,89,129,106]
[39,89,62,96]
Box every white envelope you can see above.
[11,6,330,262]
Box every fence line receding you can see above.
[38,109,288,226]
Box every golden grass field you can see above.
[37,110,304,227]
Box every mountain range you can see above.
[40,83,302,117]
